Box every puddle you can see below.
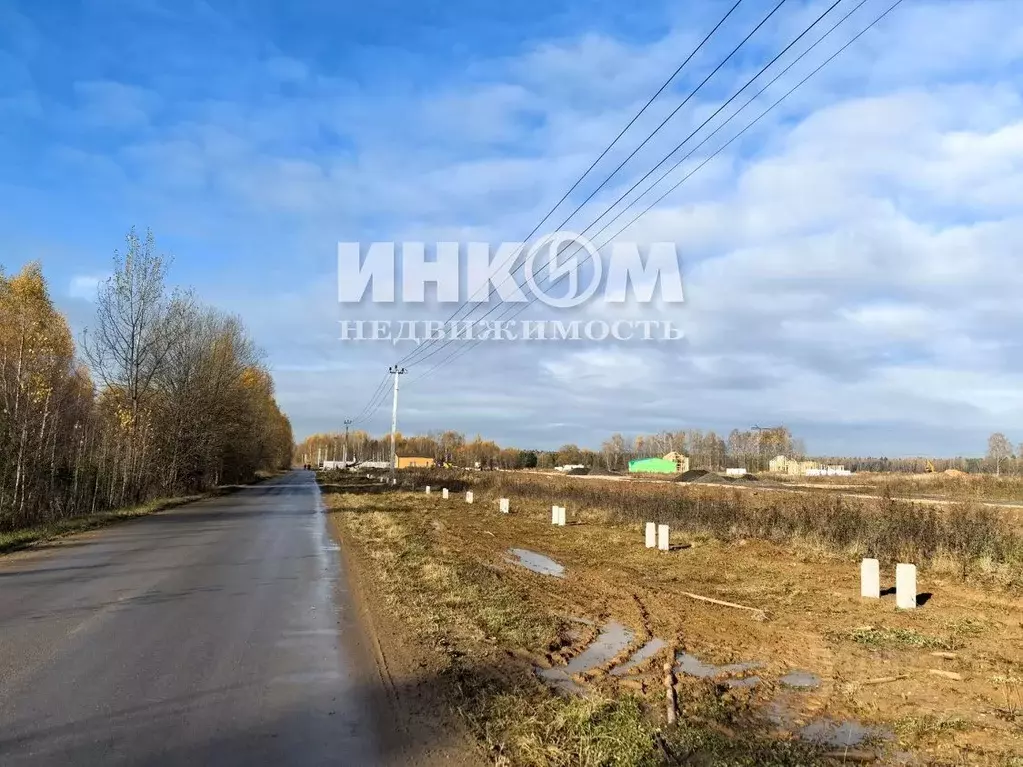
[610,637,667,676]
[675,652,761,679]
[799,717,891,748]
[505,548,564,578]
[779,669,821,689]
[540,622,635,692]
[768,691,891,750]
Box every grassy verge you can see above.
[324,476,829,767]
[0,472,278,555]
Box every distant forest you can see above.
[296,426,1015,474]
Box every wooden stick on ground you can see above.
[857,673,910,686]
[664,662,677,725]
[679,591,767,620]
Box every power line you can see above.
[349,371,391,426]
[493,0,864,318]
[398,0,773,369]
[405,0,842,371]
[404,0,906,385]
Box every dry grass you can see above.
[374,468,1023,589]
[326,468,1023,764]
[323,475,831,766]
[781,471,1023,504]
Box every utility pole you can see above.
[389,366,407,482]
[343,418,352,466]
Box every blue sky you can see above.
[2,0,1022,456]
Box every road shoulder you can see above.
[329,510,483,767]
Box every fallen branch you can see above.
[928,669,963,681]
[679,591,767,621]
[664,662,677,725]
[930,651,958,660]
[857,673,910,686]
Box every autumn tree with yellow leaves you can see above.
[0,229,293,531]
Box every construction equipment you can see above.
[925,460,936,473]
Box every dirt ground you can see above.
[325,477,1023,765]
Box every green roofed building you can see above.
[628,452,690,474]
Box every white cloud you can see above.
[68,274,106,302]
[21,0,1023,454]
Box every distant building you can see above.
[629,452,690,474]
[396,456,434,469]
[355,460,391,471]
[769,455,850,476]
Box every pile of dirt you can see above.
[944,469,967,477]
[676,470,761,485]
[676,469,711,482]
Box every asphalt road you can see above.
[0,471,394,766]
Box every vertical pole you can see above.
[388,366,407,482]
[343,419,352,466]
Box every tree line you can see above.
[295,426,804,473]
[0,228,293,531]
[299,424,1015,476]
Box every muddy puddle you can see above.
[610,638,666,676]
[536,620,888,754]
[768,687,891,750]
[799,717,892,747]
[505,548,564,578]
[675,652,761,685]
[779,669,821,689]
[540,621,635,692]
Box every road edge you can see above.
[327,509,483,767]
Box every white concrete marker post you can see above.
[645,522,656,549]
[466,491,474,504]
[556,507,566,526]
[425,486,431,494]
[860,558,880,599]
[442,488,449,499]
[657,524,670,551]
[551,506,559,525]
[896,563,917,610]
[499,498,510,514]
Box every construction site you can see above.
[318,466,1023,766]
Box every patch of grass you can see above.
[895,714,971,741]
[843,625,951,650]
[992,675,1023,723]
